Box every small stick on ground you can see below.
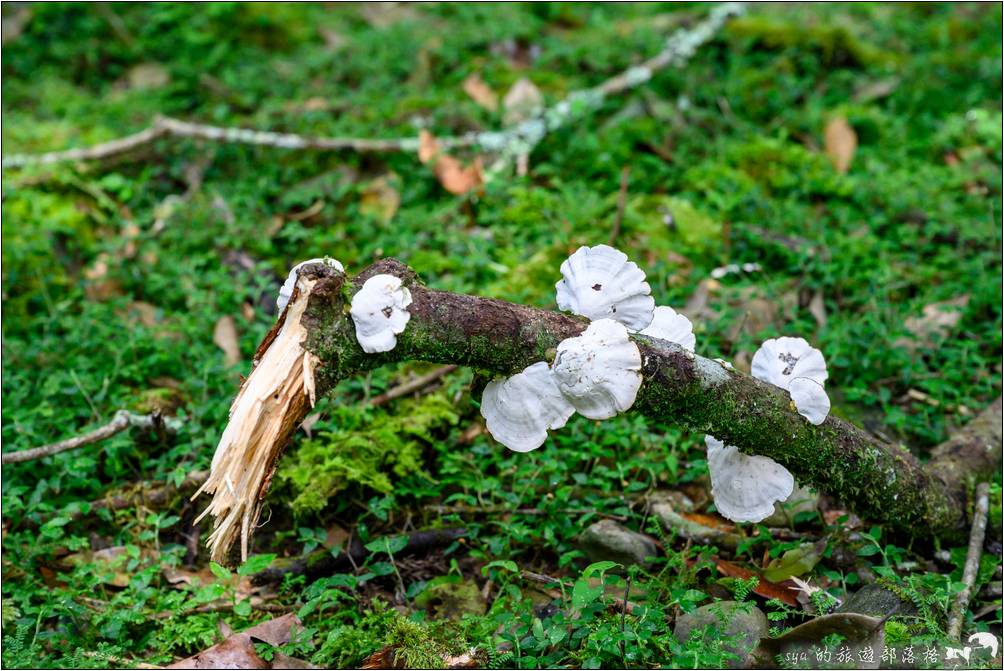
[2,410,181,464]
[521,570,639,615]
[368,365,458,407]
[428,504,629,522]
[609,165,630,245]
[947,481,991,640]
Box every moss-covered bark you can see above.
[297,260,1000,543]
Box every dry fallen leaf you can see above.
[418,129,439,165]
[808,290,827,329]
[463,73,498,111]
[167,614,313,669]
[503,77,543,126]
[898,294,970,352]
[126,63,170,90]
[213,316,241,367]
[714,558,801,606]
[359,175,401,223]
[824,116,857,174]
[124,301,159,328]
[434,155,484,195]
[419,130,484,195]
[84,253,122,301]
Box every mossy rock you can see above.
[674,601,768,669]
[414,578,486,620]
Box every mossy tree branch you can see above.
[254,260,1001,546]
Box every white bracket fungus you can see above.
[552,318,642,420]
[555,244,655,330]
[349,274,413,353]
[705,435,795,524]
[277,257,344,313]
[751,336,827,387]
[788,377,831,425]
[752,336,831,425]
[481,362,575,453]
[639,306,696,351]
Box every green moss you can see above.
[727,14,894,68]
[277,393,457,516]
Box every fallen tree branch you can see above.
[1,3,744,173]
[947,481,991,640]
[2,410,182,464]
[194,259,1002,563]
[251,527,468,585]
[368,364,458,408]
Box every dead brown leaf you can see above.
[126,63,171,90]
[2,5,32,45]
[503,77,543,126]
[121,221,141,258]
[418,130,484,195]
[84,253,122,300]
[213,316,241,367]
[166,614,311,669]
[808,290,827,329]
[299,412,322,438]
[681,278,721,322]
[63,546,138,588]
[359,175,401,223]
[123,301,159,328]
[434,155,484,195]
[853,77,900,103]
[714,559,800,606]
[824,116,857,174]
[418,129,439,165]
[463,73,498,111]
[490,39,540,69]
[898,294,970,351]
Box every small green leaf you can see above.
[237,553,277,576]
[532,617,545,641]
[364,535,408,555]
[481,560,518,576]
[571,578,603,610]
[209,562,232,581]
[581,560,621,578]
[234,598,252,617]
[856,544,881,557]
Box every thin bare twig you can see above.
[947,481,991,640]
[2,3,745,172]
[2,410,181,464]
[368,365,458,407]
[428,504,629,522]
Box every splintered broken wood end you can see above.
[193,278,319,564]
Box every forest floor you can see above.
[1,3,1002,668]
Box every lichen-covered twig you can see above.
[195,259,1002,563]
[1,410,181,464]
[947,481,991,640]
[1,3,744,172]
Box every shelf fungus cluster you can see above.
[481,245,695,453]
[197,246,839,560]
[349,274,413,353]
[481,245,834,528]
[705,337,831,524]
